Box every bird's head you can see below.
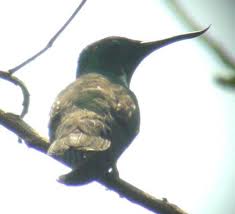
[76,27,209,87]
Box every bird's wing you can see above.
[48,108,112,153]
[47,107,113,169]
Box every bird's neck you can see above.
[77,68,130,88]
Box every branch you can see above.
[0,1,88,118]
[165,1,235,87]
[0,109,187,214]
[99,175,187,214]
[0,71,30,118]
[0,109,49,152]
[8,0,87,74]
[165,1,235,71]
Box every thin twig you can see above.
[0,71,30,118]
[8,0,87,74]
[0,108,188,214]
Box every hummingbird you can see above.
[47,27,209,185]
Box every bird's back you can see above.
[48,73,140,184]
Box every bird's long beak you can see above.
[140,26,210,56]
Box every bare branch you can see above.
[165,1,235,89]
[165,1,235,71]
[0,109,49,152]
[0,71,30,118]
[8,0,88,74]
[99,175,188,214]
[0,108,187,214]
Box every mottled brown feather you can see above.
[48,73,140,182]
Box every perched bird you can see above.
[48,27,209,185]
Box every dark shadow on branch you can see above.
[0,109,188,214]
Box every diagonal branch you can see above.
[0,109,187,214]
[8,0,87,74]
[165,1,235,88]
[165,1,235,71]
[0,109,49,152]
[99,175,187,214]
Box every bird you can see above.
[47,27,209,185]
